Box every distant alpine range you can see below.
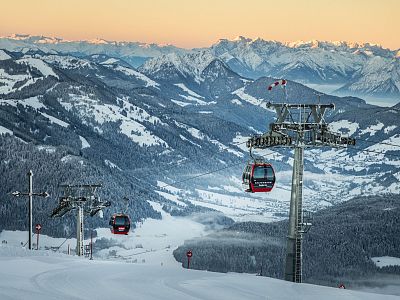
[1,34,399,100]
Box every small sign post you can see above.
[35,224,42,250]
[186,250,193,269]
[90,230,93,260]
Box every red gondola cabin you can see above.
[109,214,130,235]
[242,162,276,193]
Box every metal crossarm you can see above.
[246,131,292,148]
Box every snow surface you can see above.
[359,122,384,136]
[0,67,33,94]
[120,120,167,147]
[79,135,90,149]
[174,121,242,156]
[0,96,46,110]
[0,209,397,300]
[174,83,204,98]
[329,120,359,136]
[157,181,183,194]
[141,50,215,83]
[232,87,264,106]
[60,155,84,165]
[231,87,275,112]
[179,134,202,147]
[0,97,71,129]
[179,94,209,105]
[384,126,397,134]
[114,65,159,87]
[0,252,395,300]
[100,57,119,64]
[37,145,57,153]
[41,112,69,128]
[59,95,168,147]
[104,159,122,170]
[156,191,187,207]
[209,139,243,157]
[0,49,11,60]
[171,99,191,107]
[43,55,92,69]
[231,98,243,105]
[17,57,59,78]
[0,34,186,58]
[190,187,287,223]
[0,199,394,299]
[367,134,400,153]
[232,134,250,151]
[170,84,209,105]
[372,256,400,268]
[0,125,13,135]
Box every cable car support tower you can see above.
[50,184,111,256]
[246,101,355,283]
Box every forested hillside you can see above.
[174,194,400,288]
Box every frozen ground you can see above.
[0,202,398,300]
[372,256,400,268]
[1,252,398,300]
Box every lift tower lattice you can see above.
[51,184,110,256]
[246,102,355,283]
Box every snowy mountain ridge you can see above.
[1,33,183,50]
[4,34,397,56]
[139,50,217,83]
[1,34,400,99]
[210,37,400,99]
[0,34,187,68]
[220,36,398,56]
[141,46,400,101]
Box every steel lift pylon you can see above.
[247,102,355,282]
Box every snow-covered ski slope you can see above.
[0,202,397,300]
[1,253,397,300]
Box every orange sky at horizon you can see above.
[1,0,399,50]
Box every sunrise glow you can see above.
[0,0,399,49]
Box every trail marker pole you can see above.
[35,224,42,250]
[90,230,93,260]
[186,250,193,269]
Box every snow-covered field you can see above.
[372,257,400,268]
[1,252,397,300]
[0,202,398,299]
